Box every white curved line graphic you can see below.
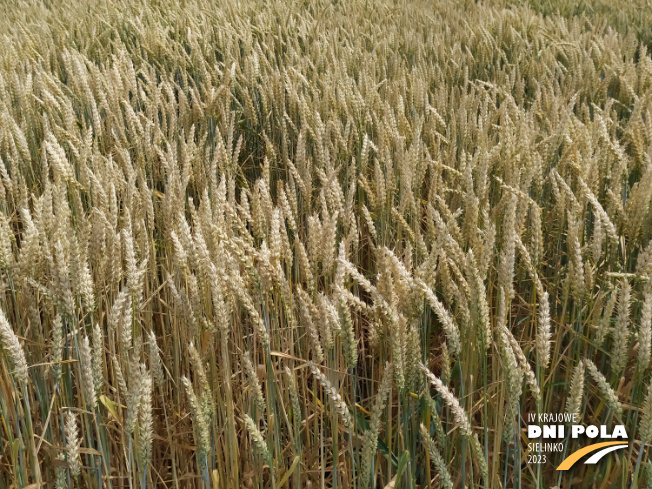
[584,444,628,464]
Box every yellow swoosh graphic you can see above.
[557,441,627,470]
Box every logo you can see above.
[556,442,628,470]
[526,413,628,470]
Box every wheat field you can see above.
[0,0,651,488]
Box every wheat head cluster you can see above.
[0,0,651,488]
